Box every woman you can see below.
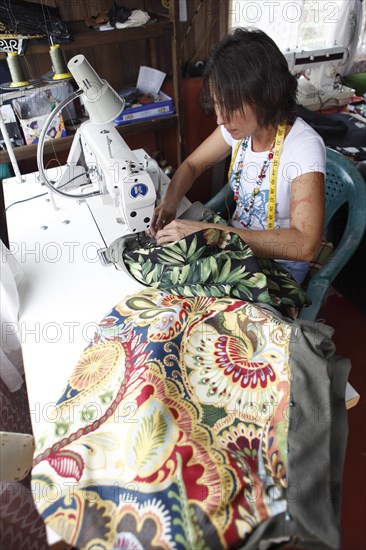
[150,27,326,284]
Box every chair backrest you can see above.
[205,148,366,321]
[299,147,366,320]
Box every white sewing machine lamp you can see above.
[36,53,127,202]
[36,54,158,234]
[67,55,125,124]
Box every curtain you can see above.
[0,240,24,392]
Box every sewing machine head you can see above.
[61,118,159,234]
[284,45,355,110]
[37,54,159,235]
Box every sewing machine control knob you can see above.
[326,65,337,78]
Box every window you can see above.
[229,0,365,69]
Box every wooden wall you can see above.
[22,0,228,74]
[14,0,227,199]
[22,1,173,90]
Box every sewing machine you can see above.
[37,54,160,237]
[284,45,355,110]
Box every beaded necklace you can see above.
[228,121,287,229]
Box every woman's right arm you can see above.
[150,126,231,235]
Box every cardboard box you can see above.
[113,92,174,126]
[12,87,67,145]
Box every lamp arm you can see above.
[36,89,102,200]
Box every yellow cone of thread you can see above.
[7,52,30,87]
[49,44,72,80]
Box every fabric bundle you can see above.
[31,288,349,549]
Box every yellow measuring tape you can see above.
[227,139,242,183]
[267,121,286,229]
[227,121,287,230]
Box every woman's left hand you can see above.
[155,219,210,245]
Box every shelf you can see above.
[0,1,184,165]
[0,114,179,163]
[24,21,173,55]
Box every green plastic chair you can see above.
[205,147,366,321]
[300,148,366,320]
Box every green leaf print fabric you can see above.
[118,214,310,316]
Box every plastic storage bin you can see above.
[114,92,174,125]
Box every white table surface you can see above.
[3,176,135,432]
[3,157,359,424]
[3,150,190,442]
[2,150,190,546]
[2,152,358,544]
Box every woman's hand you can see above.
[155,219,210,245]
[149,201,177,237]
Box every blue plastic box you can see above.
[113,92,174,125]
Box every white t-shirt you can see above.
[221,117,326,231]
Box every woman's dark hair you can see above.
[201,27,298,127]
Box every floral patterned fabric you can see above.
[31,289,294,549]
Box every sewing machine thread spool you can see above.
[6,52,30,88]
[49,45,72,80]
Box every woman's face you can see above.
[214,100,260,139]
